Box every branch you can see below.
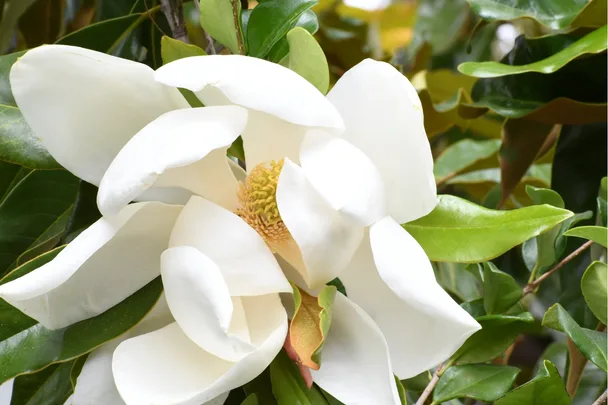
[593,390,608,405]
[566,338,587,397]
[160,0,189,43]
[523,240,593,296]
[415,363,445,405]
[231,0,245,54]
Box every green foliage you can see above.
[482,262,521,314]
[494,361,570,405]
[269,350,329,405]
[563,226,608,248]
[10,360,75,405]
[200,0,243,54]
[284,27,330,94]
[581,261,608,324]
[433,364,520,403]
[433,139,501,183]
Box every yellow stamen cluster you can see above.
[236,159,290,245]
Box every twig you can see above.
[566,338,587,397]
[415,363,445,405]
[160,0,189,43]
[523,240,593,296]
[593,390,608,405]
[231,0,245,54]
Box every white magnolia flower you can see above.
[343,0,390,12]
[1,45,480,404]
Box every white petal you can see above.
[98,106,247,216]
[343,0,390,11]
[341,218,481,378]
[161,246,256,362]
[300,129,387,225]
[327,59,437,223]
[10,45,188,185]
[0,379,13,405]
[155,55,343,130]
[311,293,401,405]
[169,196,291,296]
[0,203,181,330]
[113,295,287,405]
[276,159,364,288]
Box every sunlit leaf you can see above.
[200,0,243,54]
[581,261,608,325]
[563,226,608,248]
[284,27,329,94]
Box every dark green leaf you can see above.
[563,226,608,248]
[459,26,608,77]
[482,262,521,314]
[10,360,74,405]
[494,361,570,405]
[61,181,101,245]
[0,277,163,382]
[403,195,573,262]
[466,0,590,29]
[241,394,259,405]
[581,261,607,324]
[542,303,607,371]
[247,0,317,58]
[433,364,520,403]
[469,34,607,123]
[269,350,328,405]
[452,312,535,364]
[69,354,88,389]
[0,170,78,276]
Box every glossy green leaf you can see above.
[433,364,520,403]
[482,262,522,314]
[160,35,206,63]
[459,26,608,78]
[542,304,607,371]
[247,0,317,58]
[494,361,570,405]
[436,262,482,302]
[10,360,75,405]
[465,0,589,29]
[284,27,329,94]
[0,170,78,276]
[403,195,573,263]
[434,139,501,184]
[200,0,243,54]
[452,312,535,364]
[269,350,328,405]
[563,226,608,248]
[69,354,88,389]
[581,261,608,324]
[0,275,163,382]
[470,33,607,124]
[60,180,101,245]
[0,51,59,169]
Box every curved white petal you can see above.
[98,106,247,216]
[276,159,364,289]
[161,246,256,362]
[113,294,287,405]
[0,203,181,330]
[10,45,188,185]
[300,129,387,226]
[311,293,401,405]
[327,59,437,223]
[155,55,343,130]
[343,0,390,11]
[169,196,291,296]
[340,218,481,378]
[0,379,13,405]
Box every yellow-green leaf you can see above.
[563,225,608,248]
[289,285,336,370]
[160,36,206,64]
[581,261,608,324]
[284,27,329,94]
[200,0,243,54]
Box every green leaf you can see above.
[0,170,78,276]
[284,27,329,94]
[482,262,522,314]
[495,361,570,405]
[433,364,520,403]
[434,139,501,184]
[542,304,607,371]
[526,185,565,209]
[269,350,329,405]
[436,262,482,302]
[160,35,206,63]
[581,261,607,324]
[465,0,590,29]
[403,195,573,262]
[289,285,336,369]
[241,394,259,405]
[452,312,535,364]
[200,0,243,54]
[563,226,608,248]
[459,26,608,78]
[247,0,317,58]
[0,275,163,382]
[69,354,88,389]
[10,360,75,405]
[469,33,607,124]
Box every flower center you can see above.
[236,159,290,245]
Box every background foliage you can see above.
[0,0,606,404]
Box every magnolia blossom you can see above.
[343,0,390,11]
[0,45,481,404]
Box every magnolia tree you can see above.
[0,1,605,405]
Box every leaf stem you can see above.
[231,0,245,54]
[160,0,189,43]
[523,240,593,296]
[566,338,587,397]
[593,389,608,405]
[415,362,445,405]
